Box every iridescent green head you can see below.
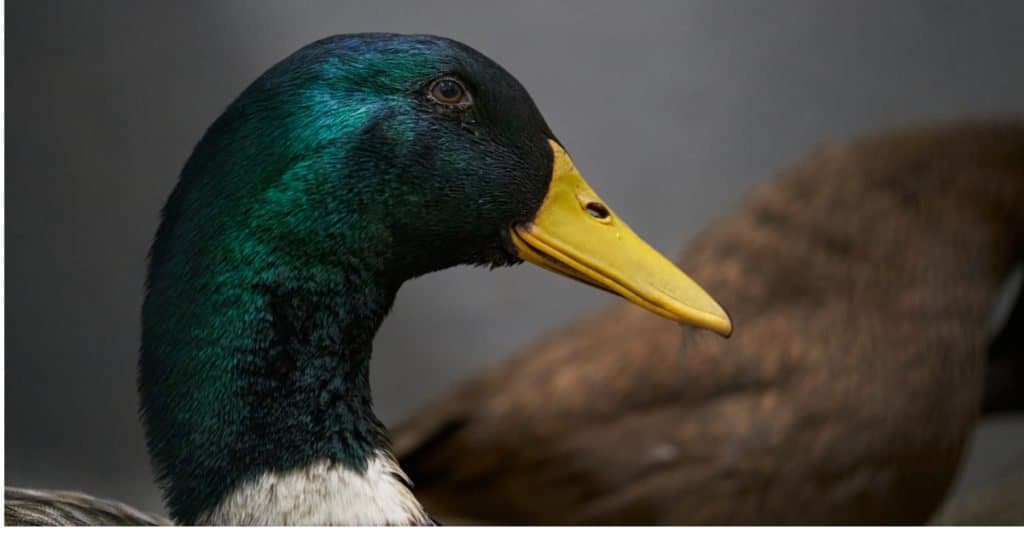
[161,34,557,282]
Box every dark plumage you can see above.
[139,32,554,523]
[393,121,1024,524]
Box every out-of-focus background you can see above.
[6,0,1024,516]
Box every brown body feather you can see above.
[393,121,1024,524]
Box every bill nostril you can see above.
[585,202,611,220]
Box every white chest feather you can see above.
[196,451,430,526]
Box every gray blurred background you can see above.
[6,0,1024,516]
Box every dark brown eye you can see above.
[429,77,470,106]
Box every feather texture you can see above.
[4,487,170,526]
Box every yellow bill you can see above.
[510,140,733,337]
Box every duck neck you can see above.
[140,264,429,525]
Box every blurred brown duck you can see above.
[393,121,1024,524]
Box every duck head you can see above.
[141,33,731,524]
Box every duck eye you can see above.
[429,77,470,106]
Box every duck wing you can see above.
[4,487,170,526]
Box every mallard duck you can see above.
[393,121,1024,524]
[3,33,732,526]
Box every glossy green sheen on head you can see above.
[140,33,557,523]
